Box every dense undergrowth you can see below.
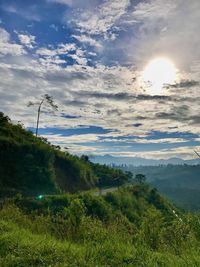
[1,185,200,267]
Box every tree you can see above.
[0,112,10,124]
[194,150,200,158]
[28,94,58,137]
[81,155,90,162]
[134,173,146,184]
[125,171,133,182]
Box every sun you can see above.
[141,57,178,94]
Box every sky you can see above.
[0,0,200,159]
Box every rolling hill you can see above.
[0,112,128,197]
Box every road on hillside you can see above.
[93,187,118,196]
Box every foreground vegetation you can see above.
[1,185,200,266]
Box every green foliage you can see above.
[1,186,200,266]
[54,151,97,193]
[91,163,129,187]
[64,198,86,227]
[0,112,129,197]
[0,114,59,197]
[134,173,147,184]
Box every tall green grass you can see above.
[1,186,200,266]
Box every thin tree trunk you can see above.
[194,150,200,158]
[36,100,44,137]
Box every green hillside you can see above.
[2,185,200,267]
[0,112,128,197]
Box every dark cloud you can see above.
[133,123,143,127]
[189,116,200,125]
[156,104,189,120]
[175,105,189,114]
[107,109,122,116]
[63,99,87,107]
[168,126,178,130]
[166,80,199,89]
[135,116,148,120]
[155,104,200,125]
[75,91,172,101]
[156,112,176,119]
[94,103,106,108]
[61,113,82,119]
[78,91,130,100]
[136,94,172,101]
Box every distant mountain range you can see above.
[89,154,200,166]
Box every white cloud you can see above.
[0,28,9,42]
[50,24,59,31]
[72,34,101,48]
[36,43,89,66]
[0,54,200,159]
[105,146,198,160]
[0,28,26,56]
[36,43,76,56]
[36,48,57,57]
[42,133,99,144]
[128,0,200,71]
[69,48,88,65]
[18,34,36,49]
[65,0,130,38]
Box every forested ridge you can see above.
[119,164,200,211]
[0,112,128,197]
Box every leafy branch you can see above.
[28,94,58,137]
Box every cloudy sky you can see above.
[0,0,200,159]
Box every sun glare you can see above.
[141,57,178,94]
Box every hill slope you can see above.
[119,164,200,211]
[0,112,128,197]
[1,185,200,266]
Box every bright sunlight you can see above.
[141,57,178,94]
